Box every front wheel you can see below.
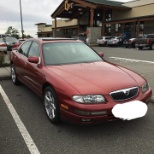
[44,87,60,124]
[11,64,19,85]
[138,47,143,50]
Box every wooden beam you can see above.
[137,20,140,37]
[102,16,154,25]
[102,9,105,36]
[71,0,97,9]
[90,8,94,27]
[54,18,57,37]
[138,17,154,22]
[52,25,79,30]
[103,19,137,25]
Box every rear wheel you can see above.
[11,64,19,85]
[44,87,60,124]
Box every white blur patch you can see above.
[112,100,148,120]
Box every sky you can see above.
[0,0,63,37]
[0,0,133,38]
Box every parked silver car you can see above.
[123,38,136,48]
[97,36,113,46]
[107,36,124,47]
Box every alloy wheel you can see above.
[11,65,16,83]
[44,91,56,120]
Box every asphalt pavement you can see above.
[0,47,154,154]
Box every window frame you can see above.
[27,41,40,58]
[18,40,32,57]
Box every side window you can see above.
[19,41,32,57]
[28,42,40,57]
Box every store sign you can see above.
[65,0,73,11]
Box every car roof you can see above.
[28,37,81,43]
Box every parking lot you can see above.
[0,47,154,154]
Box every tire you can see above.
[11,64,19,85]
[116,43,119,47]
[131,43,135,48]
[138,47,143,50]
[44,86,60,124]
[150,43,154,50]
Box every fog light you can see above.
[74,110,107,116]
[74,110,90,115]
[91,111,107,115]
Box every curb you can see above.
[0,75,11,81]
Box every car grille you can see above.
[110,87,139,101]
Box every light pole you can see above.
[19,0,24,39]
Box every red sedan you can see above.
[11,38,152,124]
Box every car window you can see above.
[43,42,103,65]
[18,41,32,57]
[0,39,4,43]
[0,34,5,38]
[105,37,112,40]
[5,37,18,43]
[28,41,40,57]
[99,36,103,39]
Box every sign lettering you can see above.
[65,0,73,11]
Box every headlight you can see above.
[142,82,149,93]
[72,95,106,104]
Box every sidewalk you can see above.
[0,52,11,81]
[0,66,11,81]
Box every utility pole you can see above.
[19,0,24,39]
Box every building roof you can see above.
[122,0,154,7]
[84,0,125,7]
[35,23,46,25]
[51,0,129,18]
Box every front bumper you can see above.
[135,44,150,48]
[60,88,152,124]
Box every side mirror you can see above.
[28,56,39,64]
[98,52,104,58]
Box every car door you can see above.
[14,41,32,83]
[25,41,45,95]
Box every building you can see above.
[52,19,78,37]
[51,0,154,43]
[35,23,52,37]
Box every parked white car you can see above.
[0,34,5,38]
[0,38,7,52]
[97,36,113,46]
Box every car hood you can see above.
[46,62,138,94]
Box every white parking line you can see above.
[0,85,40,154]
[110,57,154,64]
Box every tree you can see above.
[5,26,19,39]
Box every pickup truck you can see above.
[135,34,154,50]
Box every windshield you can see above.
[43,42,103,65]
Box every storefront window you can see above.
[105,10,112,35]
